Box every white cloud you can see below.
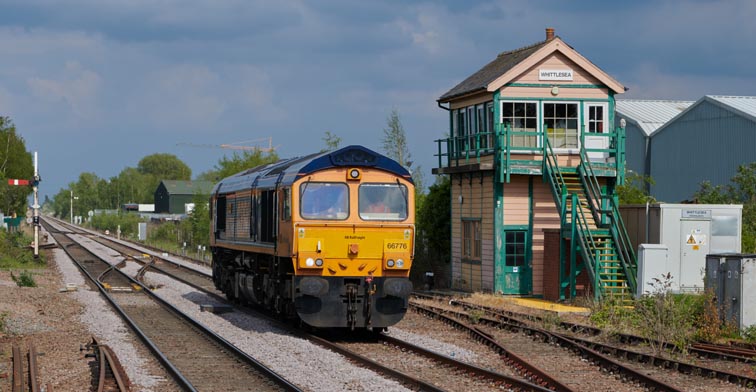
[26,61,102,119]
[140,64,226,129]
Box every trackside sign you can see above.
[539,69,573,81]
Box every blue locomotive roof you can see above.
[213,145,413,194]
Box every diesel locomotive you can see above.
[209,145,415,329]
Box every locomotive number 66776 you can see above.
[210,145,415,329]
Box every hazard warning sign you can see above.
[686,235,696,244]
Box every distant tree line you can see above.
[0,117,33,216]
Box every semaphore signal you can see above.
[7,179,30,186]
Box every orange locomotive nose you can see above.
[348,243,359,255]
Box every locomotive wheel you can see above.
[224,279,237,303]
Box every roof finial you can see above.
[546,27,555,40]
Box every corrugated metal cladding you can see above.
[616,100,694,137]
[649,97,756,202]
[615,100,693,179]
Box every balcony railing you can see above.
[434,123,625,182]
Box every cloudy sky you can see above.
[1,0,755,198]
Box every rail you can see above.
[43,219,301,392]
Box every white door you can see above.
[584,103,609,161]
[680,220,711,292]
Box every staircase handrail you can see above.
[578,149,638,295]
[608,196,638,292]
[570,193,603,299]
[542,133,567,210]
[542,137,604,298]
[578,149,606,225]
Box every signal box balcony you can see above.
[433,123,625,182]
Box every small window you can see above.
[281,188,291,221]
[359,183,408,221]
[587,104,606,133]
[462,219,482,260]
[505,231,527,267]
[300,182,349,220]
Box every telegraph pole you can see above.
[32,152,40,258]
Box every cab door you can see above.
[496,228,532,295]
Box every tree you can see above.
[199,149,279,182]
[0,117,33,215]
[136,153,192,204]
[110,167,153,205]
[617,171,656,204]
[137,153,192,180]
[321,131,342,152]
[694,162,756,252]
[381,109,424,193]
[185,192,210,246]
[413,176,451,287]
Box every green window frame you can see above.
[504,230,527,267]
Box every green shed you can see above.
[154,180,213,214]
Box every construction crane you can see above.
[177,137,275,152]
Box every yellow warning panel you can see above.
[686,235,696,244]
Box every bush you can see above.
[589,294,640,334]
[743,325,756,343]
[0,311,8,333]
[0,230,40,267]
[633,273,701,354]
[89,212,145,238]
[11,270,36,287]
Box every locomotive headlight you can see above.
[347,168,361,181]
[396,259,405,268]
[387,259,395,267]
[306,258,315,267]
[315,258,324,267]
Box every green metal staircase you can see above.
[543,139,637,301]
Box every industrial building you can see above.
[614,100,692,180]
[616,96,756,202]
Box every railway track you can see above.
[412,293,756,390]
[11,342,52,392]
[415,292,756,364]
[82,337,131,392]
[49,217,756,391]
[42,218,300,392]
[410,302,680,392]
[46,218,562,391]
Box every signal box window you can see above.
[501,101,537,148]
[359,183,408,221]
[544,102,579,149]
[300,182,348,220]
[505,230,527,267]
[462,219,481,261]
